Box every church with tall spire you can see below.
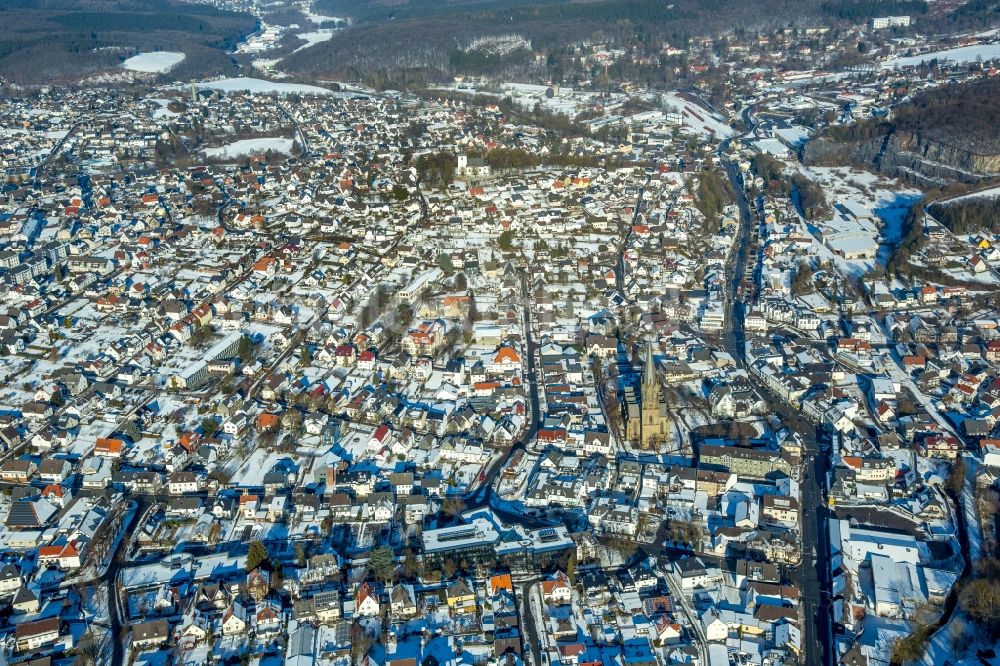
[624,341,670,449]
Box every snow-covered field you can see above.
[122,51,185,73]
[196,77,334,96]
[882,42,1000,68]
[251,58,283,74]
[294,29,336,52]
[303,8,346,24]
[204,137,294,159]
[147,98,180,119]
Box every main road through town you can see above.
[719,150,833,666]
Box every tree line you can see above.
[694,165,734,232]
[929,196,1000,234]
[287,0,836,84]
[415,151,457,188]
[821,0,927,21]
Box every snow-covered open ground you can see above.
[882,42,1000,68]
[251,58,282,72]
[939,184,1000,206]
[659,92,734,139]
[796,165,922,276]
[122,51,185,73]
[196,77,334,96]
[146,98,180,119]
[501,82,586,115]
[303,8,346,24]
[204,137,294,159]
[294,29,337,52]
[438,82,732,142]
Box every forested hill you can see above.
[283,0,1000,87]
[316,0,573,24]
[0,0,257,83]
[281,0,829,86]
